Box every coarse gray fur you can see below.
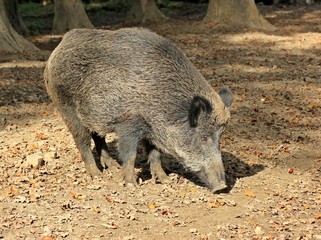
[44,28,233,192]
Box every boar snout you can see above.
[211,182,227,193]
[198,158,227,193]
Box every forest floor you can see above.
[0,3,321,240]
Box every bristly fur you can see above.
[44,27,233,191]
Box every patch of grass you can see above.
[85,0,130,13]
[160,2,208,19]
[26,20,52,35]
[19,2,53,34]
[19,2,54,18]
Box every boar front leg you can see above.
[148,149,169,184]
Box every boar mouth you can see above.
[197,161,227,193]
[211,183,228,193]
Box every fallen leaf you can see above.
[3,186,20,196]
[111,222,118,229]
[103,222,118,229]
[29,179,37,185]
[92,206,101,213]
[27,143,38,151]
[148,203,156,209]
[3,170,9,179]
[161,210,172,215]
[245,189,255,198]
[41,236,56,240]
[315,214,321,219]
[278,204,287,210]
[178,191,185,198]
[307,103,317,110]
[36,133,49,140]
[105,197,113,202]
[208,200,226,208]
[69,191,85,200]
[30,193,37,202]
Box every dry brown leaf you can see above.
[30,193,37,202]
[36,133,49,140]
[3,186,20,196]
[70,191,84,200]
[208,200,226,208]
[27,143,38,151]
[29,179,37,185]
[92,206,101,213]
[148,203,156,209]
[245,189,255,198]
[307,103,317,110]
[111,222,118,229]
[161,210,172,215]
[314,214,321,219]
[41,144,49,151]
[3,170,9,179]
[41,236,56,240]
[278,204,287,210]
[178,191,185,198]
[41,112,50,116]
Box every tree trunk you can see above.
[126,0,166,24]
[0,0,38,52]
[204,0,276,30]
[52,0,94,34]
[4,0,29,35]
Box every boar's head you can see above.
[159,87,233,193]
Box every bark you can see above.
[52,0,94,34]
[126,0,166,24]
[4,0,29,35]
[204,0,276,31]
[0,0,38,52]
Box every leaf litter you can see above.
[0,4,321,240]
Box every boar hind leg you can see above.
[118,135,139,186]
[148,149,169,184]
[91,132,114,169]
[62,110,101,177]
[117,120,146,187]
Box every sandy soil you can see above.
[0,4,321,240]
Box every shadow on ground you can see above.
[156,151,265,193]
[93,140,265,193]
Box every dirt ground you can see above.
[1,4,321,240]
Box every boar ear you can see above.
[189,96,212,128]
[219,87,233,108]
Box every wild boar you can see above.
[44,28,233,192]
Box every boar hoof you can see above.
[100,155,114,169]
[212,184,228,194]
[123,177,138,188]
[85,163,102,177]
[150,164,169,184]
[122,168,137,187]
